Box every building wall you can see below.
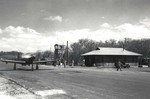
[84,55,140,67]
[95,62,139,67]
[126,63,139,67]
[95,63,114,67]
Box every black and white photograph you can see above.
[0,0,150,99]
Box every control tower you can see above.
[54,44,66,65]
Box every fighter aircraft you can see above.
[0,54,55,71]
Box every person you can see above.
[63,60,66,68]
[72,60,74,67]
[117,60,122,71]
[115,60,122,71]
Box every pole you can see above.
[67,41,68,65]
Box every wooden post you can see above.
[67,41,68,65]
[148,59,150,68]
[36,64,39,70]
[14,63,16,70]
[31,64,34,71]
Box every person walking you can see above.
[117,60,122,71]
[115,60,122,71]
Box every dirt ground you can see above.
[0,62,150,99]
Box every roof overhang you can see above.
[81,47,142,57]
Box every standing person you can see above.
[64,60,66,68]
[117,60,122,71]
[115,60,122,71]
[72,60,74,67]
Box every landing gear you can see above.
[14,63,16,70]
[31,64,34,71]
[36,64,39,70]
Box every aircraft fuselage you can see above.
[21,56,35,66]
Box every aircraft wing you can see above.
[33,60,56,64]
[1,59,26,64]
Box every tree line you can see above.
[0,38,150,66]
[69,38,150,65]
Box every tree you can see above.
[70,38,150,66]
[70,39,98,65]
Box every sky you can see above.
[0,0,150,52]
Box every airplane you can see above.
[0,54,55,71]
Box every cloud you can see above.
[0,26,56,52]
[44,16,62,22]
[55,22,150,43]
[55,29,90,44]
[115,23,150,39]
[140,18,150,27]
[100,23,111,28]
[1,19,150,52]
[0,29,2,34]
[101,16,106,19]
[1,26,40,39]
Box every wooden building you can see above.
[82,47,142,67]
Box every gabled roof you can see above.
[82,47,142,56]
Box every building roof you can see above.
[82,47,142,56]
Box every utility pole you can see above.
[123,38,125,51]
[67,41,68,65]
